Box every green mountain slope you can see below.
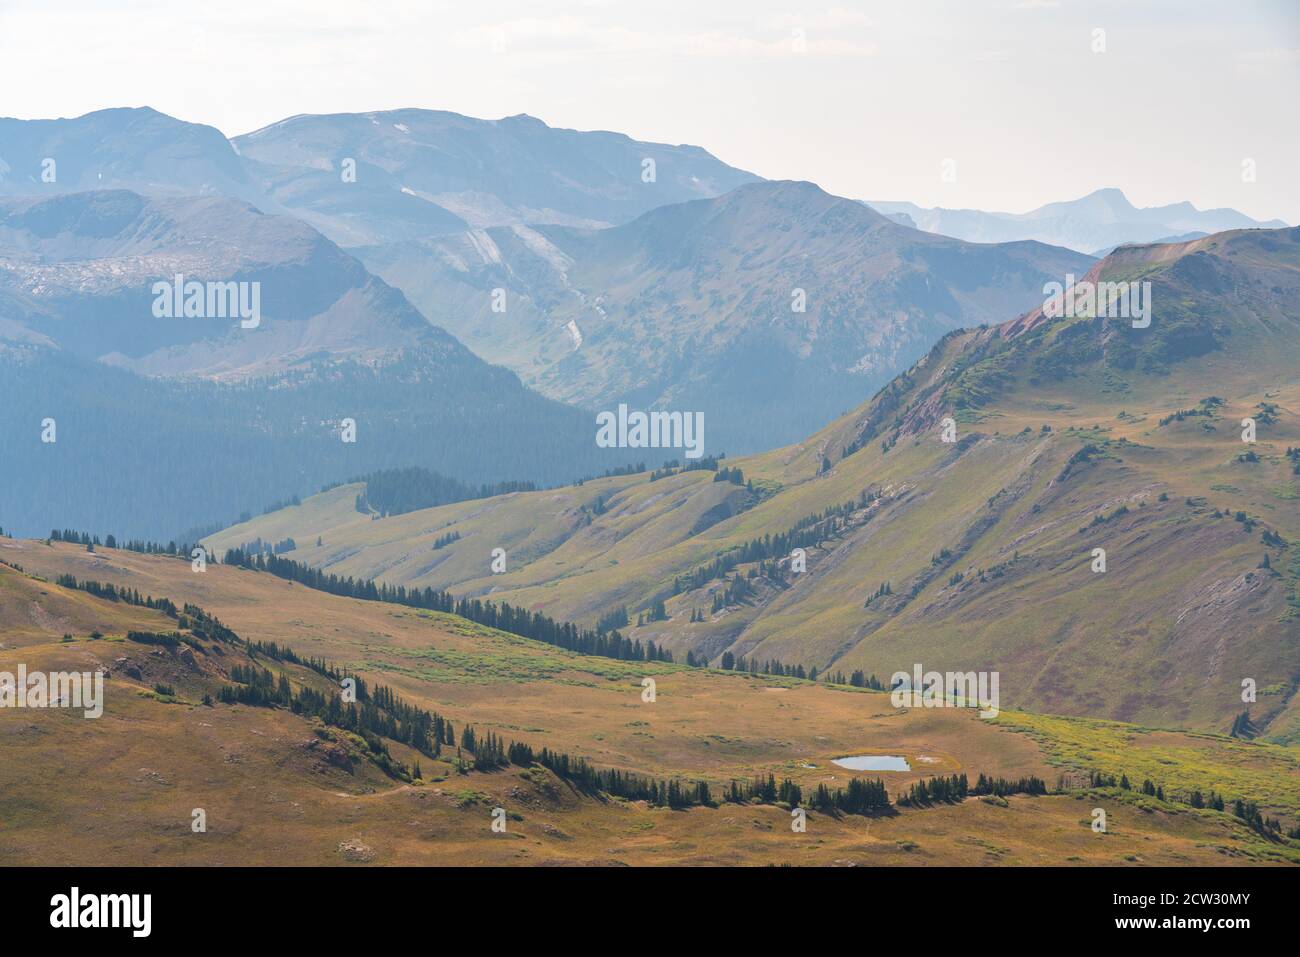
[205,226,1300,737]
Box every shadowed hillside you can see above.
[0,190,644,539]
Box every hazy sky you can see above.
[2,0,1297,222]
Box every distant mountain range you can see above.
[361,179,1092,451]
[0,108,262,203]
[0,189,435,376]
[867,188,1287,255]
[232,109,761,245]
[1,106,1292,541]
[4,108,1282,257]
[0,106,760,245]
[0,190,635,539]
[0,106,764,539]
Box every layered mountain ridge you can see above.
[868,187,1287,255]
[361,180,1095,451]
[205,225,1300,737]
[0,189,639,538]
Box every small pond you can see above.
[831,754,911,771]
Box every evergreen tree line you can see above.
[246,639,359,686]
[573,462,647,485]
[218,663,430,780]
[51,572,245,651]
[637,599,669,625]
[713,651,818,680]
[54,573,180,617]
[1229,710,1257,739]
[863,581,893,607]
[722,774,893,815]
[705,654,888,691]
[683,455,725,473]
[806,777,893,814]
[432,531,461,550]
[50,528,197,558]
[244,639,458,761]
[649,455,730,483]
[32,562,740,805]
[346,466,537,519]
[897,773,1048,807]
[708,574,756,611]
[507,745,893,817]
[1233,799,1292,840]
[823,669,886,690]
[44,567,447,778]
[672,491,877,596]
[259,494,303,515]
[595,606,630,632]
[220,659,453,763]
[221,547,673,664]
[126,630,184,648]
[234,536,298,556]
[1083,770,1295,842]
[48,555,848,695]
[178,603,240,644]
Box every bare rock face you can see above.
[302,737,355,774]
[323,745,354,772]
[541,823,571,841]
[337,839,375,863]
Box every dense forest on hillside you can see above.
[0,347,642,540]
[221,546,675,664]
[340,466,537,517]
